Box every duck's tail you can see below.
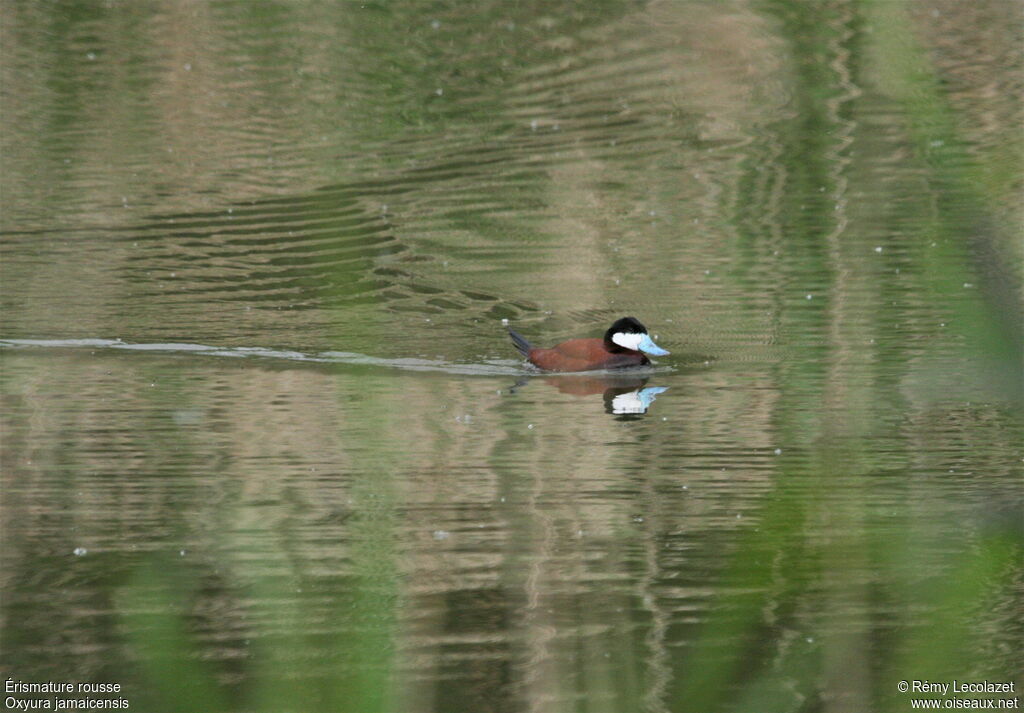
[507,327,533,358]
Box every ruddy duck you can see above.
[508,316,669,372]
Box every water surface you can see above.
[2,2,1021,712]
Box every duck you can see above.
[508,316,669,372]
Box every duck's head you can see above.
[604,317,670,356]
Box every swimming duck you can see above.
[508,316,669,372]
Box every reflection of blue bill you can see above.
[611,386,669,414]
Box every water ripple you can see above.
[0,337,680,378]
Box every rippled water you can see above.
[2,2,1022,712]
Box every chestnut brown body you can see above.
[524,338,650,372]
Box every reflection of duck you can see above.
[541,374,669,415]
[508,317,669,372]
[543,374,642,396]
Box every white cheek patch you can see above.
[611,332,643,350]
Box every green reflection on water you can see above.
[669,1,1021,711]
[118,563,230,713]
[867,0,1023,395]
